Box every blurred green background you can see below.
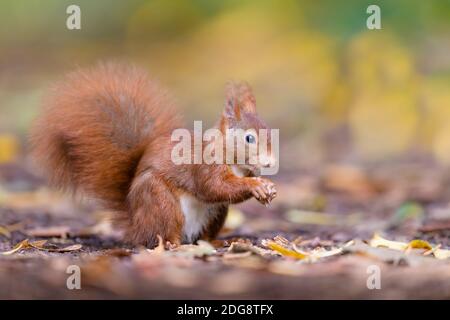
[1,0,450,169]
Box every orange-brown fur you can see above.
[30,62,276,248]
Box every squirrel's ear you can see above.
[224,81,256,121]
[236,82,256,114]
[224,82,241,121]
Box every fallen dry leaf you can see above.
[294,241,353,261]
[263,240,307,260]
[345,240,419,265]
[408,239,432,250]
[433,248,450,260]
[369,233,450,260]
[369,233,408,251]
[1,238,82,255]
[262,236,352,262]
[227,241,274,257]
[46,244,83,253]
[1,239,47,255]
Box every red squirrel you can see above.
[30,62,277,247]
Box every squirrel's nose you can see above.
[260,155,276,168]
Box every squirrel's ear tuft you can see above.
[224,81,256,121]
[236,82,256,114]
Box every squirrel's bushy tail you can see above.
[29,62,180,211]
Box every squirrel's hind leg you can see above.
[125,171,183,248]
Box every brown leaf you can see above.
[46,244,83,253]
[1,239,30,255]
[1,238,82,255]
[1,239,47,255]
[29,239,48,249]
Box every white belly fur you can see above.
[179,193,214,243]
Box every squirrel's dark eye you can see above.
[245,134,256,144]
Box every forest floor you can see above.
[1,156,450,299]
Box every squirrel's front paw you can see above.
[250,177,277,206]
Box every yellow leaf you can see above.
[265,241,307,260]
[408,239,432,250]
